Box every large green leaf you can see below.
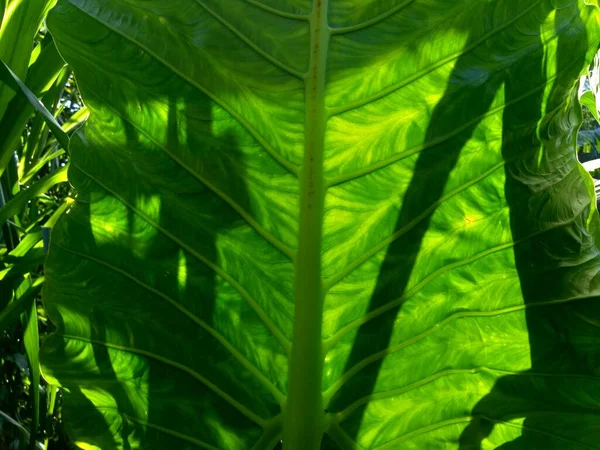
[42,1,600,449]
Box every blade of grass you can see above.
[43,384,57,449]
[21,150,65,185]
[0,246,45,281]
[0,277,42,332]
[61,105,88,134]
[21,68,70,173]
[0,59,69,153]
[19,274,40,449]
[0,165,68,226]
[0,409,44,450]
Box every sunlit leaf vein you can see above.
[52,241,286,404]
[192,0,305,78]
[373,416,598,450]
[326,0,544,116]
[67,2,301,176]
[326,75,569,188]
[323,293,600,404]
[336,366,600,422]
[324,158,523,291]
[324,207,593,348]
[79,80,297,261]
[57,334,267,426]
[69,158,293,354]
[373,417,474,449]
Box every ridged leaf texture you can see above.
[42,0,600,449]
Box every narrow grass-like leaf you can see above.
[18,275,41,449]
[0,0,56,117]
[0,166,67,226]
[0,60,69,151]
[0,280,41,332]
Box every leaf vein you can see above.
[326,421,366,450]
[329,0,416,35]
[372,417,474,449]
[480,417,599,450]
[323,294,600,403]
[68,158,292,355]
[192,0,305,79]
[371,414,600,450]
[324,159,514,291]
[57,333,267,427]
[327,0,543,117]
[326,64,566,188]
[336,366,600,422]
[323,165,590,349]
[51,240,286,404]
[242,0,310,20]
[79,79,296,261]
[123,414,221,449]
[67,2,300,176]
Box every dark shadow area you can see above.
[330,1,600,447]
[460,5,600,449]
[42,78,281,447]
[42,2,295,448]
[142,94,274,449]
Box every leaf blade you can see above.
[42,1,600,449]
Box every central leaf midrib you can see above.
[283,0,330,446]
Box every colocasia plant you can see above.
[38,0,600,449]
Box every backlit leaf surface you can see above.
[42,1,600,448]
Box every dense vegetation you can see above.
[0,2,85,448]
[3,1,600,449]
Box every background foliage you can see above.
[0,1,84,448]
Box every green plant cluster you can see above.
[4,1,600,449]
[0,1,84,448]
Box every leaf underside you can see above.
[42,1,600,449]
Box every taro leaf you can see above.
[42,1,600,449]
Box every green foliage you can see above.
[0,2,84,449]
[0,0,57,119]
[35,0,600,449]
